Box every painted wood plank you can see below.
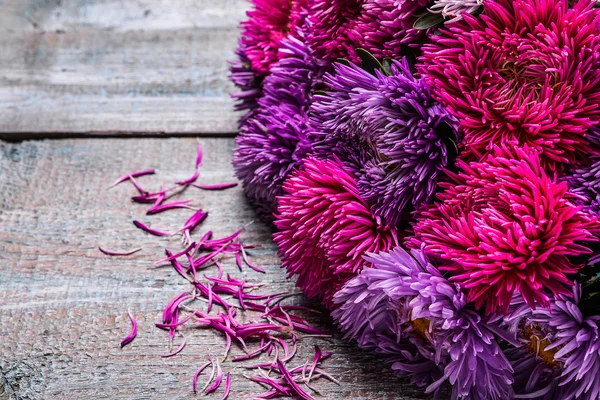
[0,0,249,138]
[0,138,436,399]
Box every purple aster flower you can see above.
[504,347,565,400]
[233,33,326,221]
[407,253,514,399]
[332,246,445,392]
[310,59,459,226]
[565,156,600,215]
[333,246,513,399]
[229,40,263,125]
[503,285,600,400]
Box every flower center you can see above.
[411,317,432,341]
[522,325,561,368]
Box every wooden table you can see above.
[0,1,432,399]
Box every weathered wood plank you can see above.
[0,138,435,399]
[0,0,248,138]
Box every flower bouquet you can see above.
[230,0,600,398]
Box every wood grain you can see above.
[0,138,435,399]
[0,0,248,139]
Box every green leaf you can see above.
[443,136,459,163]
[356,48,385,76]
[382,58,394,76]
[313,90,328,97]
[336,58,351,67]
[400,45,418,74]
[414,12,445,30]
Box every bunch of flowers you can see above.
[231,0,600,398]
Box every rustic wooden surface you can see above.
[0,0,246,138]
[0,138,434,399]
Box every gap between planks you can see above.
[0,132,240,142]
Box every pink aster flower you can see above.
[355,0,430,58]
[305,0,364,63]
[409,144,598,315]
[306,0,430,63]
[418,0,600,170]
[240,0,309,75]
[273,157,400,308]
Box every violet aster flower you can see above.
[234,34,325,221]
[504,347,565,399]
[504,286,600,400]
[410,144,598,315]
[273,157,400,308]
[332,246,444,392]
[334,245,514,399]
[229,40,263,124]
[418,0,600,170]
[565,157,600,215]
[534,286,600,400]
[310,59,459,226]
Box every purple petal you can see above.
[108,169,155,188]
[192,183,238,190]
[99,247,142,256]
[120,311,138,348]
[133,220,171,236]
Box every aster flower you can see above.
[354,0,430,59]
[310,59,459,226]
[334,246,514,399]
[410,144,598,315]
[273,157,400,308]
[305,0,364,63]
[240,0,309,76]
[418,0,600,170]
[306,0,431,63]
[234,34,325,221]
[504,286,600,400]
[536,287,600,400]
[503,347,565,399]
[229,40,263,123]
[332,246,444,392]
[565,157,600,215]
[428,0,483,23]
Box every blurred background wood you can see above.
[0,0,247,139]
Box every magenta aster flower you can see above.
[273,157,400,308]
[410,144,598,315]
[306,0,431,63]
[334,246,514,399]
[354,0,430,59]
[240,0,308,76]
[418,0,600,170]
[305,0,364,63]
[234,34,325,221]
[310,59,459,226]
